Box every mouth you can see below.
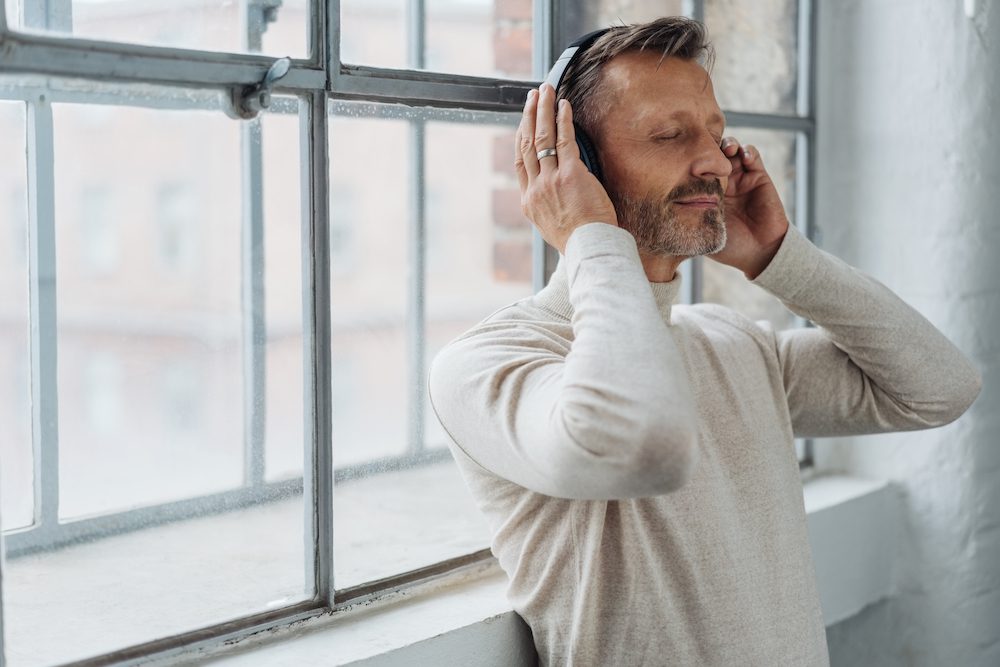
[673,197,720,209]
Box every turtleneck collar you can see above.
[533,257,684,325]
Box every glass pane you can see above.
[701,127,799,329]
[339,0,407,70]
[54,103,244,518]
[559,0,685,45]
[328,109,410,468]
[341,0,533,79]
[2,93,309,666]
[705,0,799,114]
[425,0,533,79]
[328,104,517,589]
[424,122,532,448]
[263,108,305,482]
[0,100,33,531]
[4,0,18,28]
[7,0,309,58]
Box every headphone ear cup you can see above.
[573,122,603,182]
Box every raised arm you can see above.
[752,224,982,437]
[427,85,699,500]
[428,224,699,500]
[708,134,980,437]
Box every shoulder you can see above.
[428,297,570,403]
[437,297,572,363]
[675,302,779,348]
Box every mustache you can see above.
[666,179,724,203]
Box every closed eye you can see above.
[653,132,681,142]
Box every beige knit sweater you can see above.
[428,222,981,666]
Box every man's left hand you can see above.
[708,136,790,280]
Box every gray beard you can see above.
[609,190,727,257]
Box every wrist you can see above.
[557,220,619,253]
[742,231,787,280]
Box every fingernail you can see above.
[743,146,751,158]
[558,99,566,111]
[527,89,537,101]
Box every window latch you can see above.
[229,57,291,120]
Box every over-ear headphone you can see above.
[543,28,612,182]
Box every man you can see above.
[428,17,981,666]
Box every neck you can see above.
[639,252,688,283]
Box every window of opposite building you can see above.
[0,0,815,663]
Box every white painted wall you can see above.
[814,1,1000,665]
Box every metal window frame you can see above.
[0,0,339,663]
[0,0,817,662]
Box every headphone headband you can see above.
[543,28,611,92]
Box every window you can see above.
[0,0,815,663]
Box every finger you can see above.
[514,146,528,192]
[534,83,559,173]
[555,98,581,164]
[725,139,746,176]
[514,123,529,190]
[720,135,741,159]
[518,89,540,180]
[740,144,764,170]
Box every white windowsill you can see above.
[190,474,894,666]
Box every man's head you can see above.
[558,18,732,258]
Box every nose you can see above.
[692,132,732,182]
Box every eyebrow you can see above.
[649,109,727,131]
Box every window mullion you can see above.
[798,0,816,468]
[326,0,340,82]
[26,96,60,547]
[683,0,705,23]
[404,0,427,459]
[407,119,427,458]
[308,0,327,72]
[301,90,334,605]
[682,1,704,305]
[241,5,269,490]
[241,118,267,488]
[407,0,425,70]
[797,0,815,118]
[22,0,71,31]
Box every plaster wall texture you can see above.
[814,1,1000,665]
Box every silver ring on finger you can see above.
[536,147,558,160]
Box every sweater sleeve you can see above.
[428,222,699,500]
[751,224,982,438]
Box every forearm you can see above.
[554,223,699,487]
[754,225,981,428]
[429,222,700,500]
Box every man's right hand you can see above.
[514,83,619,254]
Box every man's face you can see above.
[594,51,732,258]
